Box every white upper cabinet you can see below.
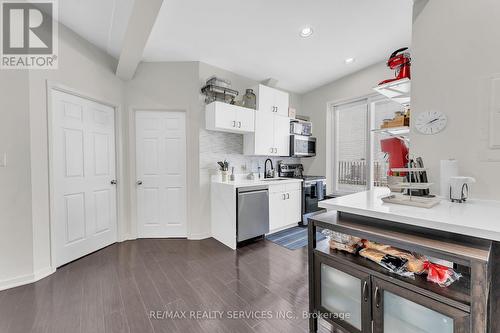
[253,109,275,155]
[243,85,291,156]
[244,111,290,156]
[254,84,290,117]
[274,115,291,156]
[205,102,255,134]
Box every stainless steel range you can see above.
[278,163,327,225]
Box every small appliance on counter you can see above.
[278,162,326,225]
[449,176,476,203]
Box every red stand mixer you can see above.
[379,47,411,85]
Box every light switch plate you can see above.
[0,153,6,167]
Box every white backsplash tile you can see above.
[199,128,298,175]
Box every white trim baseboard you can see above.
[188,233,211,240]
[0,266,56,292]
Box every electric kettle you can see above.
[449,176,476,203]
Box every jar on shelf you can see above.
[241,89,256,110]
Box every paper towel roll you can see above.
[440,159,459,198]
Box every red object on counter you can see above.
[380,138,408,176]
[423,261,462,287]
[379,47,411,85]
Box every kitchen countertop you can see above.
[319,187,500,242]
[212,176,303,188]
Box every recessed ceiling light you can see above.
[344,57,355,64]
[299,26,314,38]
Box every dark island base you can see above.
[307,211,499,333]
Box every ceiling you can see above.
[57,0,134,58]
[58,0,413,94]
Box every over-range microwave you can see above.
[290,135,316,157]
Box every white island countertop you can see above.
[319,188,500,242]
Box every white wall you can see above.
[410,0,500,200]
[0,71,34,286]
[124,62,203,238]
[300,62,392,190]
[0,23,126,290]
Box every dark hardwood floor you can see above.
[0,238,337,333]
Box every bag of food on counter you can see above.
[363,240,391,252]
[322,230,362,246]
[423,262,462,287]
[359,248,385,263]
[378,247,427,274]
[406,255,427,274]
[362,240,428,275]
[359,248,414,278]
[329,240,358,254]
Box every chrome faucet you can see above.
[264,158,274,179]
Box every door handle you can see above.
[286,193,290,199]
[110,180,117,185]
[232,121,236,127]
[362,281,368,302]
[282,193,286,200]
[238,121,242,128]
[270,148,274,153]
[136,180,143,185]
[374,286,380,308]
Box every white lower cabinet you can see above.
[269,183,302,231]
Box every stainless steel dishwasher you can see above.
[237,186,269,243]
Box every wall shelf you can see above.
[372,126,409,135]
[373,78,411,106]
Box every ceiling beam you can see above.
[412,0,429,23]
[116,0,163,80]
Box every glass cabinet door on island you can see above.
[315,255,372,333]
[372,278,470,333]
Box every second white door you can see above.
[136,111,187,238]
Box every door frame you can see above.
[327,93,388,196]
[130,108,189,239]
[46,81,122,269]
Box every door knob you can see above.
[136,180,143,185]
[110,180,117,185]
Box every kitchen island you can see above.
[308,188,500,333]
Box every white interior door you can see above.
[136,111,187,238]
[51,90,117,267]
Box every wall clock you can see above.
[414,111,448,135]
